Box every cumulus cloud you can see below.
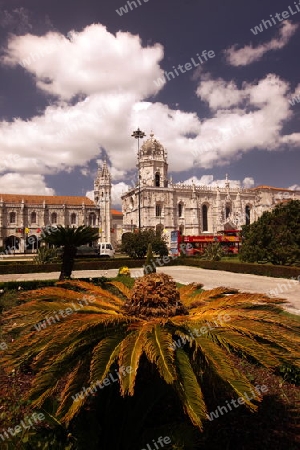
[0,173,55,195]
[0,23,299,198]
[225,21,298,66]
[87,182,132,208]
[1,24,164,100]
[192,73,296,167]
[288,184,300,191]
[182,175,255,189]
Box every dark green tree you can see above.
[43,225,99,279]
[143,243,156,274]
[240,200,300,265]
[122,229,168,258]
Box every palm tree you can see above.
[2,272,299,444]
[42,225,99,280]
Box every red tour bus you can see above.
[170,230,241,256]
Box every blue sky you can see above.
[0,0,299,207]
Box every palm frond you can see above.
[57,358,92,423]
[174,348,207,430]
[144,325,177,384]
[191,333,259,410]
[90,335,124,386]
[108,281,132,300]
[178,283,201,300]
[118,327,151,395]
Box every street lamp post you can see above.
[131,128,146,231]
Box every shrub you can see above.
[121,229,168,258]
[240,200,300,265]
[201,242,224,261]
[34,247,59,264]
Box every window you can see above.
[9,212,16,224]
[51,212,57,224]
[156,204,161,217]
[226,206,231,219]
[71,213,77,225]
[89,213,96,226]
[178,203,183,217]
[155,172,160,187]
[31,212,37,223]
[202,205,208,232]
[245,205,251,225]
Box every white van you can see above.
[98,242,115,258]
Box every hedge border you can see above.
[0,258,146,275]
[0,256,299,279]
[171,258,300,279]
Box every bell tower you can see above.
[138,132,169,188]
[94,160,111,242]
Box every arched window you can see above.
[155,172,160,187]
[31,212,37,224]
[70,213,77,225]
[202,205,208,232]
[156,204,162,217]
[9,212,16,224]
[226,205,231,219]
[178,203,183,217]
[89,213,96,226]
[51,212,57,224]
[245,205,251,225]
[129,197,134,210]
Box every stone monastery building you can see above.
[0,161,122,253]
[1,133,299,253]
[121,133,300,241]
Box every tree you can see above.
[122,229,168,258]
[42,225,99,280]
[1,273,299,448]
[240,200,300,265]
[143,243,156,274]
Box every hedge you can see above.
[172,258,300,279]
[0,276,137,293]
[0,256,299,280]
[0,258,147,275]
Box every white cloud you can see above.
[192,73,295,167]
[288,184,300,191]
[1,24,164,100]
[87,182,131,208]
[0,24,299,198]
[196,77,246,110]
[0,173,55,195]
[242,177,255,188]
[85,190,94,201]
[225,21,298,66]
[182,175,255,189]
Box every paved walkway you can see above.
[0,266,299,315]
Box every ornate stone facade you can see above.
[0,162,116,253]
[121,133,300,243]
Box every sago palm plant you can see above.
[42,225,99,280]
[1,273,299,443]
